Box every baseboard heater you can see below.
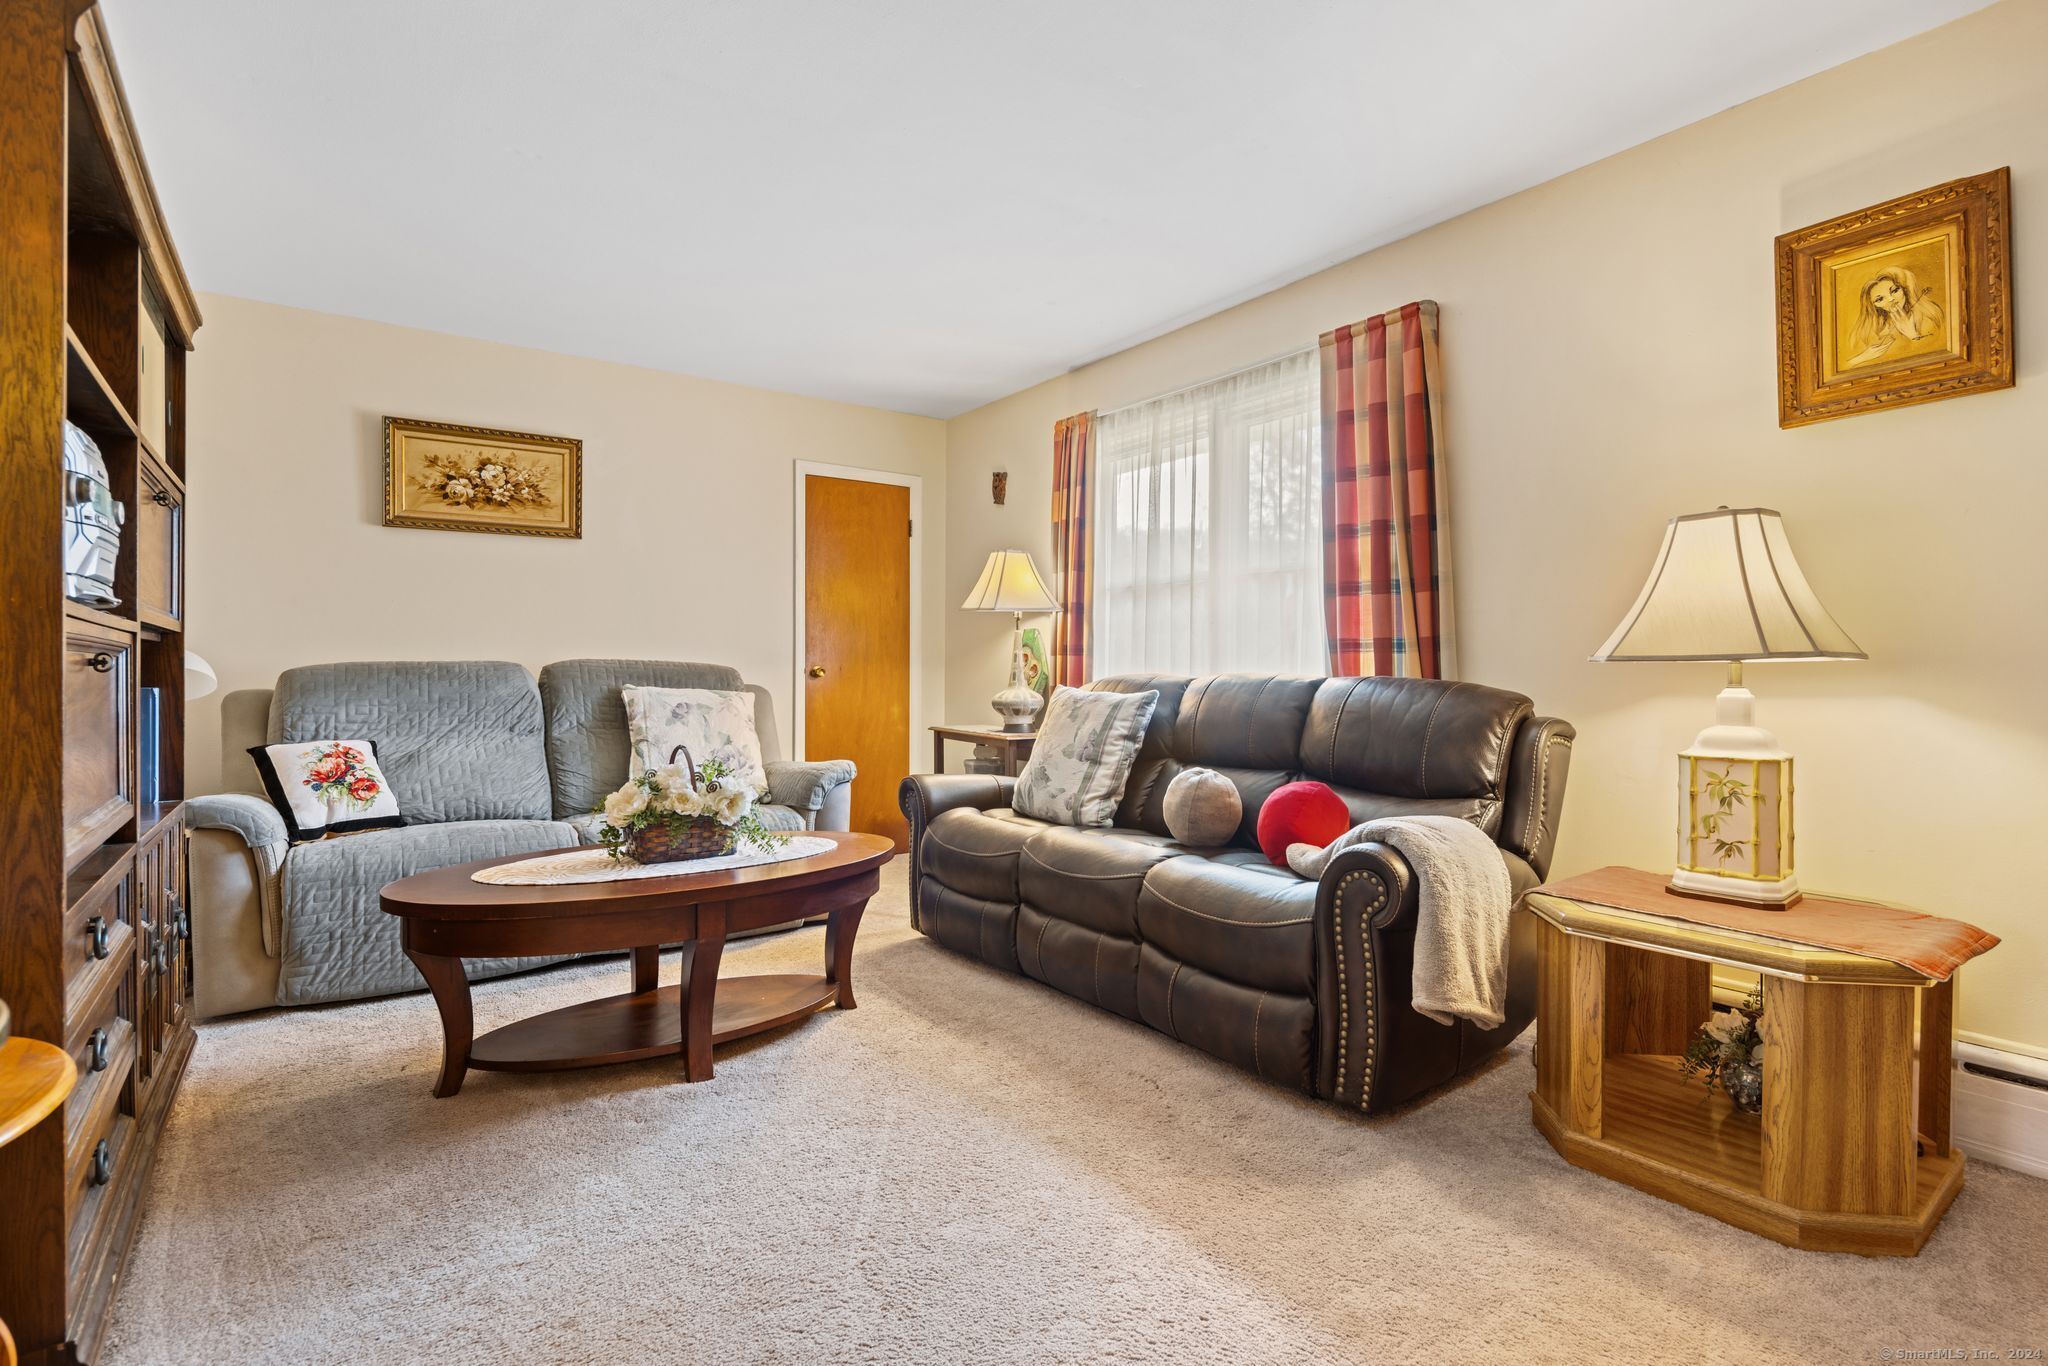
[1953,1041,2048,1180]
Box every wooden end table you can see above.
[379,832,894,1097]
[930,724,1035,776]
[1524,872,1991,1256]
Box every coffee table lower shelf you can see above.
[469,974,840,1072]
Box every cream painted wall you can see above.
[185,294,948,805]
[940,0,2048,1055]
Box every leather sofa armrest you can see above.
[1311,840,1418,1110]
[898,773,1015,827]
[764,758,857,822]
[897,774,1016,930]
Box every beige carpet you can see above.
[106,859,2048,1364]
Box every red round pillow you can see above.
[1256,780,1351,866]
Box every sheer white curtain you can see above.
[1092,349,1323,678]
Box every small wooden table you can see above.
[1525,871,1994,1256]
[379,832,894,1097]
[0,1035,77,1366]
[930,723,1036,776]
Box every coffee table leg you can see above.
[630,944,660,995]
[405,949,473,1098]
[826,896,869,1010]
[678,904,726,1082]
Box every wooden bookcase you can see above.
[0,3,201,1360]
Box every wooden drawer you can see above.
[65,1003,135,1163]
[63,858,135,1021]
[66,1111,136,1294]
[137,456,183,629]
[62,619,135,868]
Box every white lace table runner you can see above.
[472,836,836,886]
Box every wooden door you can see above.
[804,475,911,849]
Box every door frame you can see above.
[791,460,923,777]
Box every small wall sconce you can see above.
[992,471,1008,505]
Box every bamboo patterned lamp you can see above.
[961,549,1058,732]
[1592,507,1865,908]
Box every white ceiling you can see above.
[107,0,1990,418]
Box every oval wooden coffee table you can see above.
[380,832,894,1097]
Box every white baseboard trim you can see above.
[1953,1043,2048,1180]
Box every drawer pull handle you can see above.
[86,915,111,960]
[88,1029,110,1072]
[176,908,191,941]
[87,652,115,673]
[151,489,174,507]
[90,1140,113,1187]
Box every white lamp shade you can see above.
[961,549,1057,613]
[186,650,219,700]
[1592,508,1864,663]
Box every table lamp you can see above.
[1592,507,1864,908]
[961,549,1057,732]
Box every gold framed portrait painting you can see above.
[1775,168,2012,427]
[383,417,583,538]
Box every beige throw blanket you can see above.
[1286,815,1514,1029]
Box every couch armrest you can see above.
[1311,840,1417,1111]
[186,794,291,1017]
[764,758,857,823]
[187,791,289,852]
[897,774,1016,929]
[898,773,1015,827]
[186,794,288,959]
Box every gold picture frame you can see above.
[383,416,583,538]
[1775,168,2012,427]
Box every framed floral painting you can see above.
[383,416,583,537]
[1774,168,2012,427]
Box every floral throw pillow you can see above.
[622,687,769,798]
[1012,687,1159,827]
[248,740,405,842]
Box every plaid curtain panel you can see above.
[1318,300,1457,680]
[1050,411,1096,686]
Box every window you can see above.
[1092,349,1323,677]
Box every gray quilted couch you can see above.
[184,659,857,1017]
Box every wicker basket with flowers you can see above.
[596,745,784,864]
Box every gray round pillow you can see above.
[1163,767,1242,847]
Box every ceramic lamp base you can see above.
[989,683,1041,733]
[1673,676,1799,911]
[988,608,1044,733]
[1667,868,1803,909]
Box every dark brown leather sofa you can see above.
[898,674,1574,1113]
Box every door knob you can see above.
[808,666,826,678]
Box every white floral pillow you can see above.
[622,686,769,797]
[1012,687,1159,827]
[247,739,405,842]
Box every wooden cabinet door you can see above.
[802,474,911,849]
[62,621,134,869]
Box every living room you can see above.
[1,1,2043,1362]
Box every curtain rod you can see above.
[1094,343,1318,421]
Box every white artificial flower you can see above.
[602,783,649,826]
[653,764,693,792]
[663,785,706,818]
[1705,1011,1748,1043]
[711,787,751,823]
